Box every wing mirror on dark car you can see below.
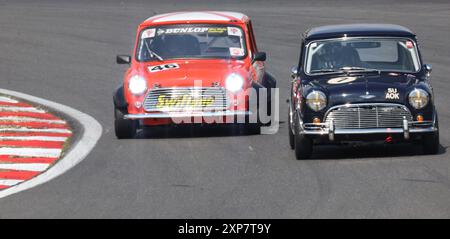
[423,64,432,77]
[116,55,131,64]
[290,66,298,79]
[252,52,266,63]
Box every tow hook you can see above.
[385,136,393,144]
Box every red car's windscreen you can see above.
[136,24,247,61]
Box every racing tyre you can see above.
[422,117,439,155]
[294,121,312,160]
[288,112,294,150]
[115,108,137,139]
[246,123,261,135]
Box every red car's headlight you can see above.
[128,75,147,95]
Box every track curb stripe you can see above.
[0,156,58,164]
[0,121,69,129]
[0,140,64,148]
[0,147,62,158]
[0,163,50,172]
[0,112,60,120]
[0,89,102,199]
[0,132,72,137]
[0,170,40,180]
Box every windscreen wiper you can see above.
[309,69,344,75]
[339,67,381,74]
[144,42,164,61]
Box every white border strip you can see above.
[0,89,102,199]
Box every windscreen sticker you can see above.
[148,63,180,73]
[406,40,414,49]
[385,88,400,100]
[208,27,227,34]
[141,28,156,39]
[227,27,242,36]
[157,27,209,35]
[229,47,244,56]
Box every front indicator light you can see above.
[416,115,424,122]
[313,117,321,125]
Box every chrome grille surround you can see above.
[324,103,413,129]
[143,87,229,112]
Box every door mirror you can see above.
[252,52,266,63]
[423,64,432,77]
[117,55,131,64]
[290,66,298,79]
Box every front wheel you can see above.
[422,117,439,154]
[294,120,312,160]
[114,108,137,139]
[288,111,294,150]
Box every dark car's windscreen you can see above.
[136,24,247,61]
[305,38,421,74]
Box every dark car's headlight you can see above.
[306,90,327,111]
[409,88,429,109]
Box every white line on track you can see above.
[0,96,18,103]
[0,89,102,199]
[0,136,68,141]
[0,106,46,113]
[0,148,62,158]
[0,179,24,186]
[0,117,66,124]
[0,163,50,171]
[0,127,72,133]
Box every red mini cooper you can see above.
[114,11,275,138]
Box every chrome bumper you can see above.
[124,110,252,119]
[301,117,436,141]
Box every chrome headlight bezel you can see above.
[408,88,429,109]
[306,90,327,111]
[225,73,244,93]
[128,75,148,95]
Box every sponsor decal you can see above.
[208,27,227,34]
[157,29,165,35]
[229,47,244,57]
[327,76,357,84]
[385,88,400,100]
[141,28,155,39]
[227,27,242,36]
[160,27,209,35]
[156,95,215,109]
[148,63,180,73]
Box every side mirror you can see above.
[252,52,266,63]
[116,55,131,64]
[290,66,298,79]
[423,64,432,77]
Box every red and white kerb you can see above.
[0,96,72,190]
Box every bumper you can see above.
[300,118,437,141]
[124,110,252,119]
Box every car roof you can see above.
[304,24,416,40]
[141,11,249,26]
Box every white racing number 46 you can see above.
[148,63,180,73]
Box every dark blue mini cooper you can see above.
[288,24,439,159]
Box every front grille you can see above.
[324,104,413,129]
[143,87,228,112]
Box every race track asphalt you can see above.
[0,0,449,218]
